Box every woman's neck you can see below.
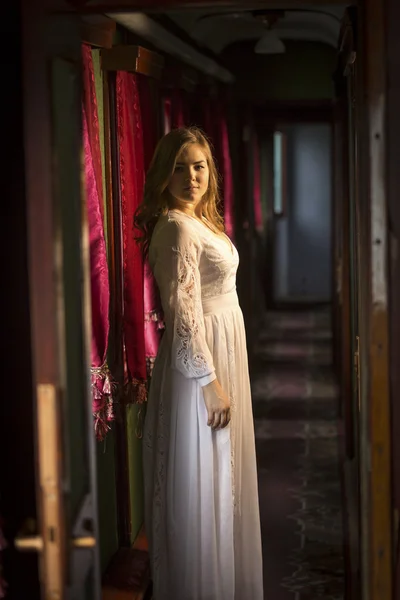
[169,201,203,219]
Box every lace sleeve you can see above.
[153,219,216,386]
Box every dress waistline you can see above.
[202,290,240,316]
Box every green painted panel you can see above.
[96,427,119,572]
[51,57,88,519]
[126,404,145,544]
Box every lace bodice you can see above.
[149,209,239,386]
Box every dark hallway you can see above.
[252,307,344,599]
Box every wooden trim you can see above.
[337,91,353,461]
[106,72,132,547]
[102,45,164,79]
[364,0,393,596]
[67,0,357,13]
[338,8,357,75]
[81,15,115,48]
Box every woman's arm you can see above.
[154,218,231,429]
[154,219,216,386]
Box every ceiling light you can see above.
[254,32,286,54]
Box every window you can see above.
[273,130,287,217]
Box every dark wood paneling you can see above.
[364,0,393,597]
[68,0,356,12]
[1,3,40,598]
[102,45,164,79]
[81,15,116,48]
[386,0,400,594]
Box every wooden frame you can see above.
[336,11,362,599]
[103,70,133,547]
[332,88,356,600]
[386,0,400,593]
[66,0,356,13]
[2,3,41,597]
[81,15,116,48]
[18,1,103,596]
[363,0,393,597]
[102,45,164,79]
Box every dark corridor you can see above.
[252,307,344,599]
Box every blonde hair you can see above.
[134,126,224,255]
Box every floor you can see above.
[251,307,345,600]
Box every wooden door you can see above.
[335,14,362,594]
[337,4,393,599]
[346,32,363,597]
[13,2,101,598]
[336,4,394,598]
[362,0,393,597]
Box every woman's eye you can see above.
[174,166,184,173]
[195,165,204,171]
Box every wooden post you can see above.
[363,0,393,597]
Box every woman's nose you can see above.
[185,170,196,181]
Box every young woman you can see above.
[135,127,263,600]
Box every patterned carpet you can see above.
[251,308,345,600]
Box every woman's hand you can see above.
[202,379,231,430]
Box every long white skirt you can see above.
[143,293,264,600]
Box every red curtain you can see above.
[199,94,235,240]
[163,87,190,132]
[82,45,114,441]
[82,45,104,220]
[218,102,235,240]
[116,71,147,403]
[137,75,164,376]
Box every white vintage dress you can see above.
[143,209,263,600]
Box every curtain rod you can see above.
[107,12,235,83]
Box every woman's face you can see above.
[167,143,209,213]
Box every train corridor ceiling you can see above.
[164,5,345,54]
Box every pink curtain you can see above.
[163,87,189,132]
[200,94,235,240]
[218,101,235,240]
[82,46,114,441]
[137,75,164,377]
[82,45,104,220]
[253,133,264,233]
[172,88,189,128]
[116,71,147,403]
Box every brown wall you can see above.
[387,0,400,595]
